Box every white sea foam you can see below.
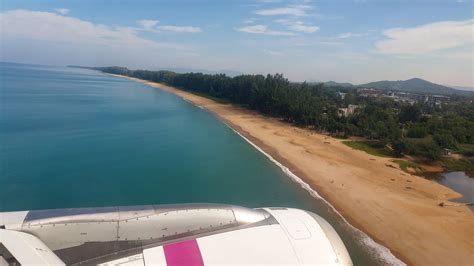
[226,124,406,266]
[181,97,205,109]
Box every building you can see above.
[356,88,382,97]
[338,104,359,117]
[337,92,346,100]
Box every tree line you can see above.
[98,66,474,161]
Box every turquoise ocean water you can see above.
[0,62,403,265]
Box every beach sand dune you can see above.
[119,75,474,266]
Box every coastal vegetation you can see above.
[97,66,474,173]
[442,158,474,175]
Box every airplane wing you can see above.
[0,204,352,265]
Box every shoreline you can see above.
[226,123,406,265]
[113,74,474,266]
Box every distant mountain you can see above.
[359,78,474,96]
[304,80,354,88]
[451,85,474,92]
[324,81,354,88]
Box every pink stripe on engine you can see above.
[163,239,204,266]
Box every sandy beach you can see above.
[117,75,474,265]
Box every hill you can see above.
[324,81,354,88]
[359,78,474,96]
[451,85,474,92]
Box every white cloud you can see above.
[0,10,189,49]
[440,51,474,60]
[337,32,353,39]
[289,23,318,33]
[54,8,69,15]
[137,19,159,31]
[335,32,369,39]
[262,49,284,56]
[292,40,343,46]
[255,5,311,16]
[235,24,296,36]
[0,9,195,68]
[334,52,370,61]
[136,20,201,33]
[157,25,202,33]
[243,18,256,24]
[375,19,474,55]
[275,19,319,33]
[237,24,267,34]
[256,0,283,3]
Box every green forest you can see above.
[98,66,474,172]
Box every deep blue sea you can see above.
[0,62,403,265]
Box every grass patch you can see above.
[392,160,424,174]
[343,141,395,157]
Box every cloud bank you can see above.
[235,24,296,36]
[274,19,319,33]
[137,19,159,31]
[255,5,311,17]
[157,25,202,33]
[0,9,195,67]
[54,8,69,15]
[375,19,473,55]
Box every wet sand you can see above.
[116,75,474,265]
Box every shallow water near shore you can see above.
[428,172,474,210]
[0,62,403,265]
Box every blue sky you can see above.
[1,0,473,86]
